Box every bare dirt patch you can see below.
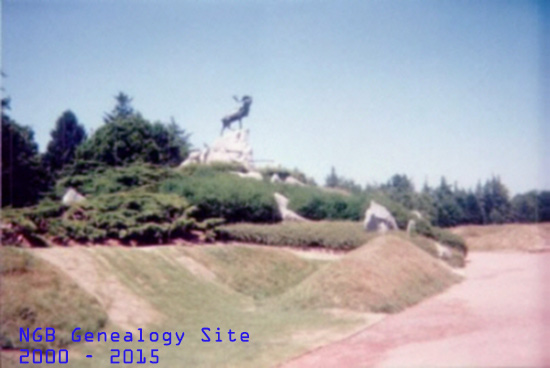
[34,247,161,329]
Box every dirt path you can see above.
[281,252,550,367]
[34,247,161,329]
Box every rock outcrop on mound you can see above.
[274,193,308,222]
[233,171,263,181]
[179,128,254,170]
[278,235,462,313]
[363,200,398,233]
[62,187,86,205]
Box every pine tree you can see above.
[1,99,47,207]
[43,110,87,174]
[104,92,136,123]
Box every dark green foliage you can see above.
[55,163,179,197]
[325,166,339,188]
[414,219,467,254]
[77,116,190,167]
[77,94,190,168]
[0,247,107,349]
[366,174,550,227]
[43,110,87,174]
[178,162,248,176]
[1,105,48,207]
[538,191,550,222]
[165,167,366,223]
[510,190,550,223]
[216,221,375,250]
[455,189,484,225]
[57,191,195,244]
[280,185,365,221]
[381,174,417,210]
[432,178,464,227]
[155,118,193,166]
[481,176,511,224]
[323,166,362,193]
[104,92,136,123]
[160,170,280,223]
[2,191,197,245]
[511,191,539,223]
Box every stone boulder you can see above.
[270,174,282,183]
[363,200,398,233]
[406,219,416,235]
[284,176,306,186]
[179,128,254,170]
[233,171,263,181]
[62,188,86,205]
[274,193,308,222]
[435,242,453,259]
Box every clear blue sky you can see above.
[2,0,548,194]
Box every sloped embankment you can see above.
[278,235,462,313]
[179,245,322,300]
[451,223,550,251]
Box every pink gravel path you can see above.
[281,252,550,368]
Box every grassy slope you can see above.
[2,246,362,368]
[0,248,107,368]
[278,235,462,313]
[0,248,107,349]
[179,245,323,300]
[2,236,462,367]
[451,223,550,251]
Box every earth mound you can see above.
[278,235,462,313]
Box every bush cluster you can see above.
[2,159,466,251]
[414,219,467,254]
[216,221,375,250]
[55,163,178,198]
[3,191,197,245]
[279,185,366,221]
[160,170,280,223]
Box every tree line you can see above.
[1,92,190,207]
[326,169,550,227]
[2,92,548,228]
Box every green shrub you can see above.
[2,191,198,245]
[415,219,467,254]
[0,247,107,349]
[55,163,179,198]
[177,162,248,176]
[58,191,195,244]
[160,171,280,223]
[276,185,366,221]
[75,116,190,167]
[216,221,376,250]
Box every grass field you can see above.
[1,246,369,368]
[1,236,462,367]
[451,223,550,251]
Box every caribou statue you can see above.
[221,95,253,135]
